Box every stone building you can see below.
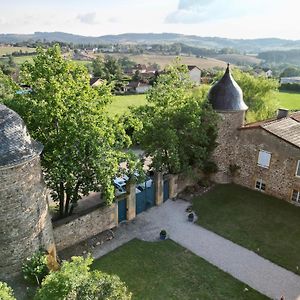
[0,104,56,281]
[209,65,300,205]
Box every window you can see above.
[292,190,300,203]
[296,161,300,177]
[255,179,266,191]
[257,150,271,168]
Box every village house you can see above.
[124,81,151,94]
[187,65,201,85]
[209,65,300,205]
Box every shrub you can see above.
[0,281,16,300]
[22,250,49,285]
[202,161,218,175]
[35,255,131,300]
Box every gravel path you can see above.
[93,199,300,300]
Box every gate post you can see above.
[169,174,179,199]
[126,180,136,220]
[155,172,163,206]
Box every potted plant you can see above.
[160,229,167,240]
[188,212,194,222]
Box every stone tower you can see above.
[0,105,56,281]
[208,65,248,183]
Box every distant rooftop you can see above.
[0,105,43,168]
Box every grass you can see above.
[93,239,266,300]
[107,94,147,116]
[276,91,300,110]
[0,46,35,56]
[192,184,300,274]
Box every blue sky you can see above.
[1,0,300,39]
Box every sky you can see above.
[1,0,300,40]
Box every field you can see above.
[276,91,300,110]
[0,46,35,56]
[94,239,266,300]
[95,53,228,69]
[192,184,300,274]
[214,54,261,66]
[107,94,147,116]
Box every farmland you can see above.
[276,91,300,110]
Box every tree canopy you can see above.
[92,55,124,91]
[130,62,218,174]
[34,256,132,300]
[5,45,138,217]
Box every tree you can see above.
[131,62,219,174]
[280,67,300,78]
[5,45,138,217]
[92,56,124,92]
[34,256,132,300]
[0,282,15,300]
[0,69,18,103]
[215,69,279,122]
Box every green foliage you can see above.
[5,45,138,217]
[280,67,300,78]
[92,55,124,91]
[280,83,300,93]
[0,282,16,300]
[0,69,18,104]
[35,256,131,300]
[215,69,279,121]
[22,250,49,285]
[131,62,219,174]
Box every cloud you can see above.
[165,0,248,24]
[77,12,99,25]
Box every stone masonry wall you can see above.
[212,111,245,183]
[0,156,56,281]
[53,204,117,252]
[233,127,300,202]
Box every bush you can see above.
[35,256,131,300]
[22,250,49,285]
[202,161,218,175]
[0,281,16,300]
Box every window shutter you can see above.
[258,150,271,168]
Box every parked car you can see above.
[113,177,141,196]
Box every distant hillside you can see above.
[1,32,300,53]
[258,49,300,66]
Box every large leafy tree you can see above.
[0,69,18,103]
[6,45,138,217]
[92,55,124,91]
[34,256,132,300]
[131,62,219,174]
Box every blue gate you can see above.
[163,179,169,202]
[118,198,127,223]
[136,183,155,215]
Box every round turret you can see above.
[208,64,248,111]
[0,105,56,281]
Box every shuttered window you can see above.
[257,150,271,169]
[296,161,300,177]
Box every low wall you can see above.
[53,204,117,251]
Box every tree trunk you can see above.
[59,182,65,218]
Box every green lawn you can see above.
[107,94,147,116]
[93,239,267,300]
[276,91,300,110]
[192,184,300,274]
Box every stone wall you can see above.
[0,156,56,281]
[212,111,245,183]
[233,127,300,202]
[53,204,117,251]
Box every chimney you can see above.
[277,108,289,119]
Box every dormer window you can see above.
[257,150,271,169]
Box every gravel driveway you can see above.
[93,199,300,300]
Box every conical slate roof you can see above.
[208,64,248,111]
[0,104,43,168]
